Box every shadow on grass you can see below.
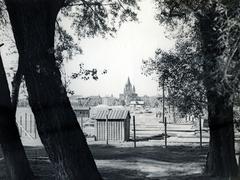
[157,174,238,180]
[0,146,55,180]
[89,144,208,164]
[100,167,149,180]
[0,144,209,179]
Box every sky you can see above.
[0,0,175,98]
[64,0,175,97]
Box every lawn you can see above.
[0,112,232,180]
[0,142,214,180]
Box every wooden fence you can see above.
[16,107,39,140]
[16,107,91,140]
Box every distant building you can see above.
[69,95,83,107]
[129,100,145,111]
[69,95,102,107]
[102,95,117,106]
[119,77,139,105]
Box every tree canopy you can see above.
[143,39,206,117]
[154,0,240,97]
[0,0,140,84]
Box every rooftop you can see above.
[95,109,130,120]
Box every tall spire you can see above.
[127,77,131,85]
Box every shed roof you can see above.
[95,109,130,120]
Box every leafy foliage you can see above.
[0,0,140,92]
[58,0,139,82]
[0,1,7,26]
[61,0,139,38]
[154,0,240,98]
[54,0,139,64]
[71,63,107,81]
[143,40,206,116]
[56,0,139,80]
[55,20,82,66]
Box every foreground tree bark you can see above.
[5,0,102,179]
[205,92,238,176]
[198,7,238,176]
[0,49,34,179]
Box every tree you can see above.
[0,0,139,179]
[153,0,240,177]
[62,63,107,95]
[0,44,34,179]
[143,40,206,117]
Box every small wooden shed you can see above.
[95,109,130,141]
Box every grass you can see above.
[0,143,213,180]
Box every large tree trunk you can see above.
[0,51,34,179]
[198,5,239,177]
[205,92,238,176]
[5,0,102,179]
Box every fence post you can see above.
[106,114,109,145]
[162,79,165,124]
[133,115,136,148]
[164,116,167,148]
[199,116,202,148]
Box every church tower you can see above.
[124,77,133,95]
[119,77,138,105]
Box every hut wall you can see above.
[96,120,126,141]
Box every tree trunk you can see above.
[5,0,102,179]
[11,62,23,114]
[205,92,238,176]
[0,51,34,179]
[198,5,239,177]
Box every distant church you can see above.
[119,77,138,105]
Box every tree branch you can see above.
[223,35,240,80]
[64,1,114,7]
